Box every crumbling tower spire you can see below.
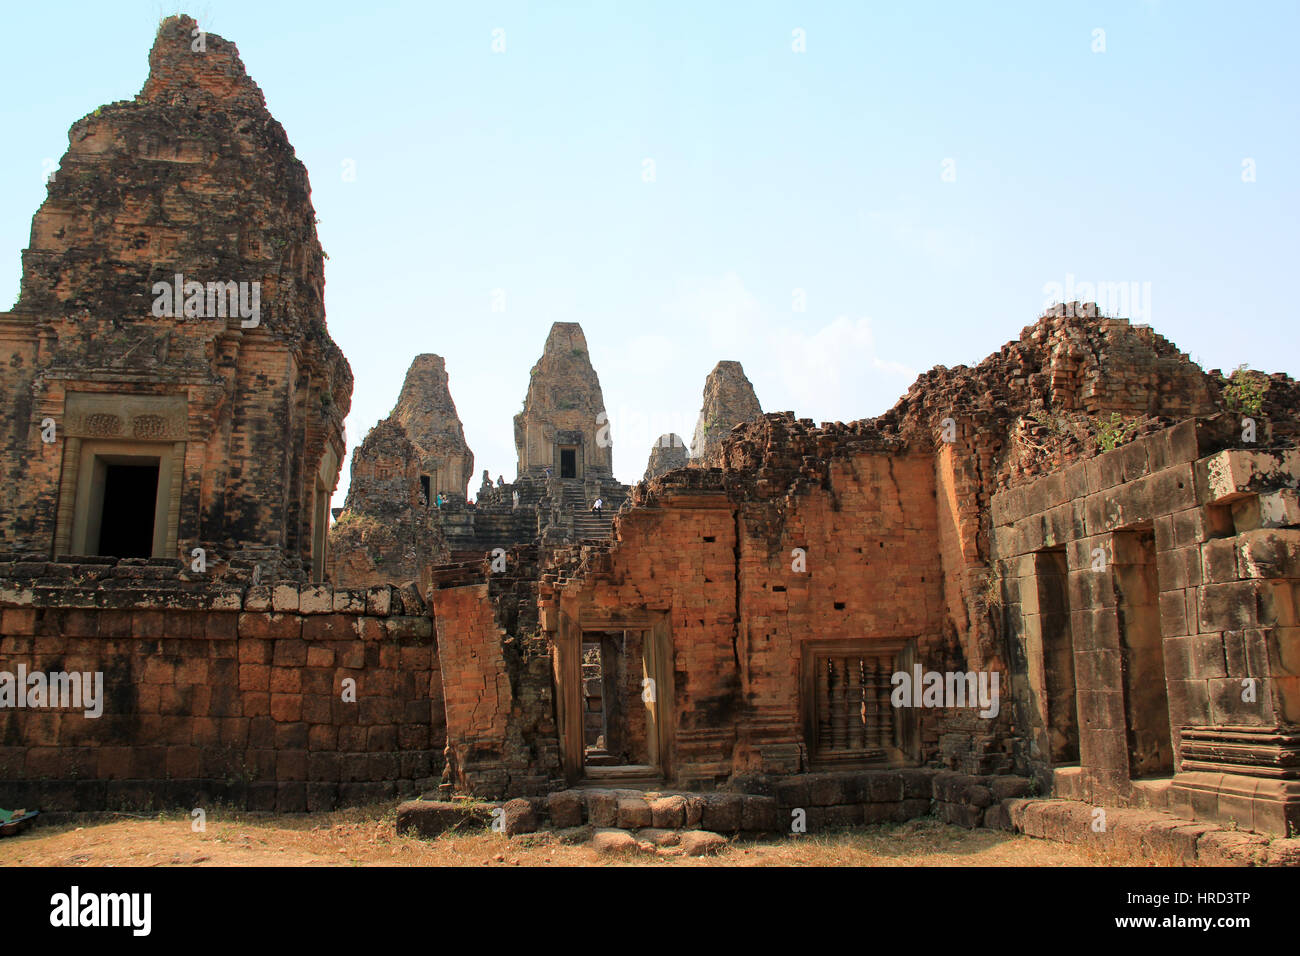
[0,13,352,582]
[643,433,689,480]
[514,322,612,479]
[691,360,762,463]
[391,354,474,500]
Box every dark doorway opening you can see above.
[419,474,431,505]
[581,630,653,770]
[560,447,577,479]
[581,641,611,763]
[1114,528,1173,778]
[97,462,159,558]
[1036,547,1079,764]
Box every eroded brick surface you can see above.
[1,14,1298,847]
[0,15,349,581]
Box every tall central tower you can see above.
[514,322,613,479]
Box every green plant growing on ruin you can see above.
[1223,364,1267,418]
[570,348,586,358]
[1095,412,1138,452]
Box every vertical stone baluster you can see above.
[863,656,878,750]
[878,655,899,749]
[847,657,865,750]
[817,656,832,754]
[830,658,848,751]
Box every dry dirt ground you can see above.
[0,804,1184,867]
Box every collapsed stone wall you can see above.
[0,558,441,811]
[430,547,563,797]
[521,308,1300,794]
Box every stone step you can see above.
[1004,797,1298,866]
[397,771,1051,841]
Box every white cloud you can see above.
[663,272,916,425]
[771,314,916,421]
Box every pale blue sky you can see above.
[2,1,1296,504]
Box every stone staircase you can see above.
[563,483,614,540]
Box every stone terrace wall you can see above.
[0,560,441,811]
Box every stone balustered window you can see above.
[802,640,907,766]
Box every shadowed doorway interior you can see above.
[96,461,159,558]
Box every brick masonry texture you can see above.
[0,572,441,811]
[2,15,1300,844]
[0,15,350,581]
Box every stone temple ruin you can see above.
[1,17,1298,858]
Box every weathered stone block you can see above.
[244,586,272,612]
[740,794,781,832]
[395,800,492,837]
[683,794,706,828]
[648,794,685,828]
[590,828,639,854]
[678,830,727,857]
[332,589,367,613]
[584,789,618,827]
[634,827,680,847]
[299,585,334,614]
[701,792,743,832]
[547,790,584,828]
[616,796,652,830]
[808,773,854,807]
[501,797,536,835]
[271,585,300,613]
[366,586,393,616]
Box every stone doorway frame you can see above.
[553,609,675,784]
[559,445,579,479]
[60,439,182,558]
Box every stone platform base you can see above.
[1170,771,1300,838]
[1006,797,1300,865]
[397,768,1037,839]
